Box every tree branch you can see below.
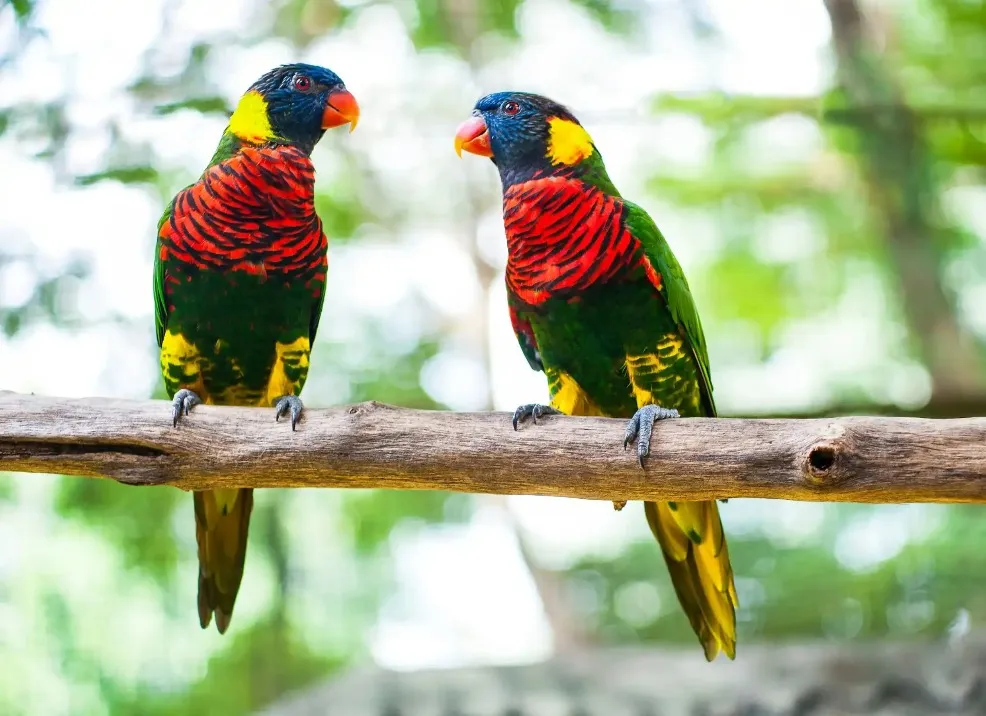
[3,391,986,503]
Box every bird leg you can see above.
[623,403,680,469]
[511,402,562,430]
[172,389,202,427]
[274,395,304,430]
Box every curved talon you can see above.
[512,402,561,430]
[623,404,680,468]
[274,395,304,431]
[171,389,202,428]
[623,413,640,451]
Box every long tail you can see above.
[644,499,738,660]
[193,488,254,634]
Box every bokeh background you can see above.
[3,0,986,713]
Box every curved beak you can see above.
[454,115,493,158]
[322,88,360,132]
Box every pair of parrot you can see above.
[155,63,737,660]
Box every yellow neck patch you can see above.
[228,90,274,144]
[546,117,594,166]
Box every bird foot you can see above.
[274,395,304,430]
[512,402,562,430]
[623,403,680,468]
[172,389,202,427]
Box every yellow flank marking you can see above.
[548,370,605,417]
[160,330,209,400]
[264,336,311,407]
[625,332,697,410]
[625,352,665,407]
[229,90,275,144]
[546,117,594,166]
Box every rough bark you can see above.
[4,391,986,503]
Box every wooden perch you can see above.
[2,391,986,503]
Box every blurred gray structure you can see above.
[259,639,986,716]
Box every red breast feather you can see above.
[159,145,327,281]
[503,175,644,306]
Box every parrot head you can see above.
[228,63,360,153]
[454,92,596,176]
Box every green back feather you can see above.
[153,206,171,348]
[624,200,717,416]
[567,141,716,414]
[568,136,715,413]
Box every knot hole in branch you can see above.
[803,435,850,488]
[347,400,393,418]
[809,446,836,473]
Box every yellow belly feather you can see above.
[264,335,310,406]
[547,369,605,417]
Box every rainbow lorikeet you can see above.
[153,64,359,633]
[454,92,738,660]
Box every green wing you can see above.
[625,199,737,661]
[153,202,173,349]
[508,301,543,373]
[308,267,327,345]
[624,200,716,417]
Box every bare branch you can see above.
[2,391,986,503]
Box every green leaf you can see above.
[8,0,34,22]
[153,97,232,117]
[75,166,160,187]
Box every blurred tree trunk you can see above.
[823,0,986,404]
[483,494,596,652]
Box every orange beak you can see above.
[454,115,493,158]
[322,88,360,132]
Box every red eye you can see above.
[294,75,312,91]
[502,101,520,115]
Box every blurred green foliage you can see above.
[3,0,986,715]
[574,504,985,645]
[0,252,90,337]
[649,1,986,404]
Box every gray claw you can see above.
[512,402,562,430]
[274,395,304,431]
[172,389,202,428]
[623,404,679,468]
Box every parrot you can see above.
[454,92,738,660]
[153,63,359,633]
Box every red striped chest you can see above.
[159,145,327,279]
[502,175,640,307]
